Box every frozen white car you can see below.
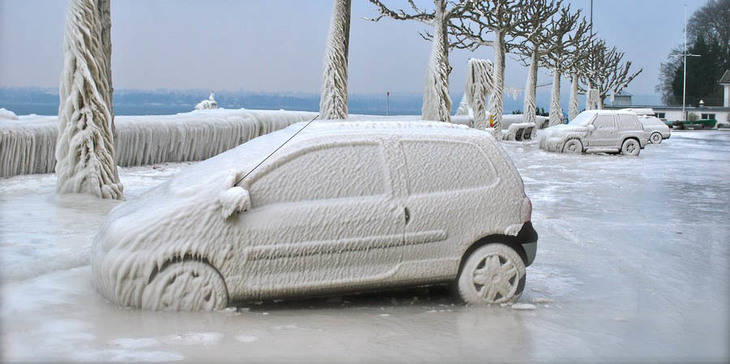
[92,121,538,311]
[539,110,649,156]
[639,116,671,144]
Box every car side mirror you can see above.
[217,187,250,219]
[587,124,596,132]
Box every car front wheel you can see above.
[141,261,229,311]
[650,132,662,144]
[457,243,526,304]
[562,139,583,154]
[621,138,641,156]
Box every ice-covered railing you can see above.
[0,109,316,177]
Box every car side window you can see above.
[618,115,640,130]
[249,143,386,206]
[401,140,495,194]
[593,115,615,130]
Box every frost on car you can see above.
[539,110,649,156]
[92,121,538,311]
[639,116,671,144]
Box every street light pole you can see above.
[671,4,700,120]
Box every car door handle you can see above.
[404,207,410,225]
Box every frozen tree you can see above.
[513,0,562,124]
[568,73,580,119]
[368,0,473,122]
[463,58,494,128]
[582,40,642,109]
[320,0,351,120]
[540,6,588,126]
[56,0,123,199]
[585,88,599,110]
[448,0,532,131]
[97,0,114,133]
[564,25,592,120]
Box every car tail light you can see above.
[521,197,532,223]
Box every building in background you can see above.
[607,71,730,124]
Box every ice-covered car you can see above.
[93,121,538,311]
[639,115,671,144]
[539,110,649,156]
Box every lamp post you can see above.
[386,91,390,116]
[670,5,700,120]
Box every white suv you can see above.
[539,110,649,156]
[93,121,538,311]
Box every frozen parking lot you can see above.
[1,130,728,362]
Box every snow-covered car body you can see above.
[539,110,649,155]
[639,116,671,144]
[92,121,537,310]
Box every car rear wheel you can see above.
[142,261,228,311]
[621,138,640,156]
[562,139,583,154]
[457,243,526,304]
[650,132,662,144]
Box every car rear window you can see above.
[249,143,386,206]
[401,140,495,194]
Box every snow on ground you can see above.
[1,129,729,362]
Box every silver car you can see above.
[539,110,649,156]
[639,116,671,144]
[93,121,538,311]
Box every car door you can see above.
[232,140,406,298]
[395,138,500,281]
[589,114,619,148]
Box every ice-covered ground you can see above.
[1,130,728,362]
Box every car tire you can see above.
[650,132,662,144]
[621,138,640,156]
[457,243,526,304]
[562,139,583,154]
[142,261,228,311]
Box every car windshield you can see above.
[568,112,595,126]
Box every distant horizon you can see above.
[0,86,664,117]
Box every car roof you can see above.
[581,110,636,116]
[169,120,494,191]
[290,120,483,140]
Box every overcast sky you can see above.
[0,0,708,97]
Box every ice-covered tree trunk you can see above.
[56,0,123,200]
[421,1,451,122]
[97,0,112,131]
[568,73,579,121]
[522,50,538,124]
[548,69,562,126]
[319,0,351,120]
[488,30,505,130]
[466,58,493,129]
[598,95,606,110]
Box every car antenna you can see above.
[234,113,320,186]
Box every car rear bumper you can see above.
[516,222,538,266]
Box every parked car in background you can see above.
[93,121,538,311]
[539,110,649,156]
[639,116,671,144]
